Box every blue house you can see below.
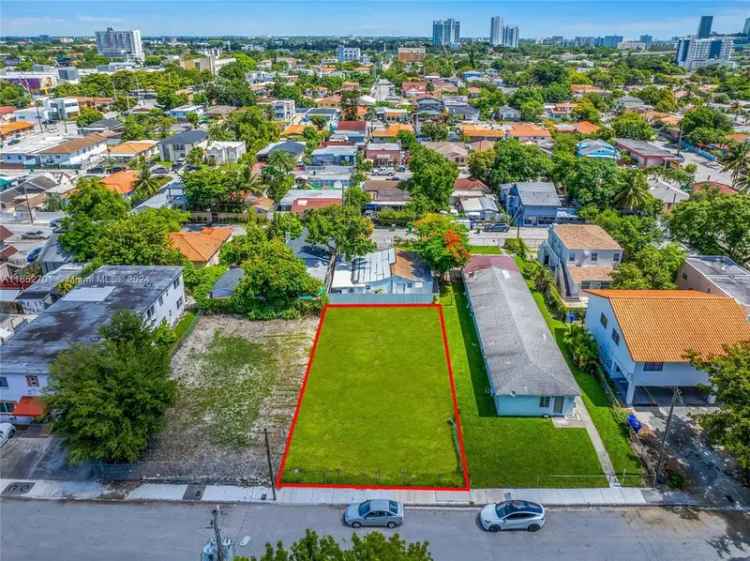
[463,255,580,417]
[576,139,618,160]
[584,289,750,405]
[500,181,562,227]
[310,146,357,167]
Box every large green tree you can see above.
[233,238,321,319]
[47,311,176,464]
[305,205,376,260]
[407,145,458,211]
[262,151,296,203]
[0,81,31,108]
[681,106,733,146]
[411,213,470,275]
[245,529,433,561]
[691,342,750,481]
[59,179,130,260]
[474,139,552,190]
[94,209,187,266]
[669,193,750,266]
[611,112,655,140]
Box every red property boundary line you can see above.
[275,303,471,492]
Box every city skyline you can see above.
[2,1,749,39]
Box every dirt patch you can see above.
[98,314,318,485]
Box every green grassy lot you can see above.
[525,288,644,486]
[440,284,608,488]
[281,306,464,487]
[468,245,503,255]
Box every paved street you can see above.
[1,500,747,561]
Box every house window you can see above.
[173,278,179,290]
[0,401,15,414]
[539,396,550,408]
[176,297,183,308]
[569,252,576,262]
[643,362,664,372]
[146,306,154,319]
[26,375,39,387]
[611,329,620,346]
[600,313,608,328]
[613,253,620,262]
[591,252,598,262]
[0,376,7,388]
[681,272,687,281]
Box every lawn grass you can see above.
[468,245,503,255]
[441,284,608,488]
[281,306,464,488]
[515,257,644,486]
[182,331,278,447]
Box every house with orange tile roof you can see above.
[102,170,139,196]
[460,125,505,141]
[507,123,552,142]
[168,227,233,266]
[108,140,159,162]
[538,224,623,304]
[584,289,750,405]
[0,120,33,139]
[370,123,414,142]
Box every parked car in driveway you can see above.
[484,222,510,233]
[343,499,404,528]
[0,423,16,448]
[479,500,545,532]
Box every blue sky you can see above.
[2,1,749,39]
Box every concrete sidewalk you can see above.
[1,478,708,508]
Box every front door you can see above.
[553,396,565,415]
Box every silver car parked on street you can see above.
[479,500,545,532]
[343,499,404,528]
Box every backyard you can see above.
[279,305,467,488]
[440,284,609,488]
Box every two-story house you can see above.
[500,181,562,227]
[584,289,750,405]
[677,255,750,319]
[159,130,208,162]
[0,265,185,423]
[538,224,622,303]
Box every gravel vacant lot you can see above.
[106,314,318,485]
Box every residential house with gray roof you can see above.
[462,255,580,416]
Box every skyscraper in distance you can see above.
[502,25,519,48]
[743,17,750,35]
[432,18,460,47]
[697,16,713,38]
[95,27,143,60]
[490,16,503,46]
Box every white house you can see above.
[37,133,109,169]
[205,140,246,164]
[584,289,750,405]
[538,224,622,304]
[272,99,296,122]
[0,265,184,423]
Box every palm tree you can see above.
[132,157,162,200]
[722,142,750,193]
[613,170,650,213]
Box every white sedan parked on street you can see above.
[479,500,545,532]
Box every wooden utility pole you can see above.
[264,428,277,500]
[212,506,225,561]
[655,386,680,484]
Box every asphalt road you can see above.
[1,500,748,561]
